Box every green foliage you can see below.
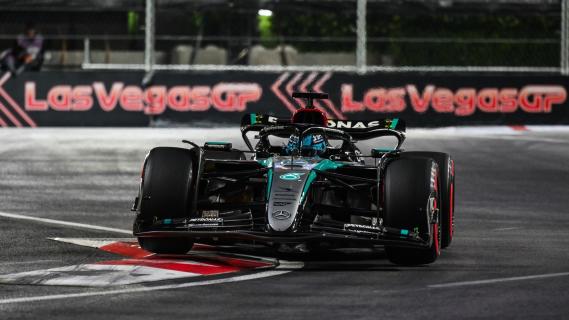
[368,14,560,66]
[268,12,560,66]
[127,11,139,34]
[273,11,356,51]
[258,15,277,48]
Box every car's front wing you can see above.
[134,222,431,248]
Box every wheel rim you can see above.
[431,166,441,256]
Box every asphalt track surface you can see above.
[1,127,569,319]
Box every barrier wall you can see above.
[0,70,566,127]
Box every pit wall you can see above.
[0,70,566,127]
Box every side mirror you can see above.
[204,141,232,151]
[371,148,396,158]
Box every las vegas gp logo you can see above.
[24,82,262,114]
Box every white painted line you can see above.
[0,264,202,287]
[428,272,569,289]
[48,237,129,249]
[526,125,569,132]
[473,135,569,144]
[0,260,304,304]
[0,260,60,266]
[492,227,521,231]
[0,211,131,235]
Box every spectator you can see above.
[0,23,45,76]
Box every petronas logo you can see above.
[279,172,305,181]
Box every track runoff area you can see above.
[0,126,568,319]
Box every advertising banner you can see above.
[0,70,566,127]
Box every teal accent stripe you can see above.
[250,113,257,125]
[400,229,409,236]
[390,118,399,129]
[163,219,172,225]
[267,168,273,196]
[300,171,317,203]
[257,157,273,168]
[260,157,274,197]
[300,159,344,203]
[312,159,344,171]
[206,141,229,145]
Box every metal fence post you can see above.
[562,0,569,75]
[144,0,155,73]
[356,0,367,74]
[83,37,90,65]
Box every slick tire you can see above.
[400,152,455,248]
[136,147,197,254]
[384,157,442,266]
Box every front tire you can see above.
[384,157,441,265]
[401,152,455,248]
[135,147,197,254]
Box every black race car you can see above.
[132,92,455,265]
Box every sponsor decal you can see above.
[188,218,223,227]
[3,70,569,127]
[279,172,305,181]
[250,113,278,125]
[201,210,219,218]
[279,159,308,166]
[272,210,292,220]
[23,80,569,116]
[341,84,567,115]
[344,224,381,233]
[189,218,223,223]
[24,81,262,114]
[327,118,398,130]
[273,202,291,207]
[328,120,384,129]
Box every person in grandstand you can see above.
[0,23,45,76]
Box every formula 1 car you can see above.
[132,92,455,265]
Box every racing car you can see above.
[132,92,455,265]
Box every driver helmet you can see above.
[285,108,328,156]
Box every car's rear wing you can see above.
[240,113,288,132]
[240,113,406,150]
[241,113,405,132]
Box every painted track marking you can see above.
[0,211,131,234]
[492,227,522,231]
[428,272,569,289]
[0,212,304,290]
[0,237,279,287]
[0,260,303,305]
[0,260,60,266]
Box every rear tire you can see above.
[135,147,197,254]
[384,157,441,266]
[400,152,455,248]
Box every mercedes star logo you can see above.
[272,210,292,220]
